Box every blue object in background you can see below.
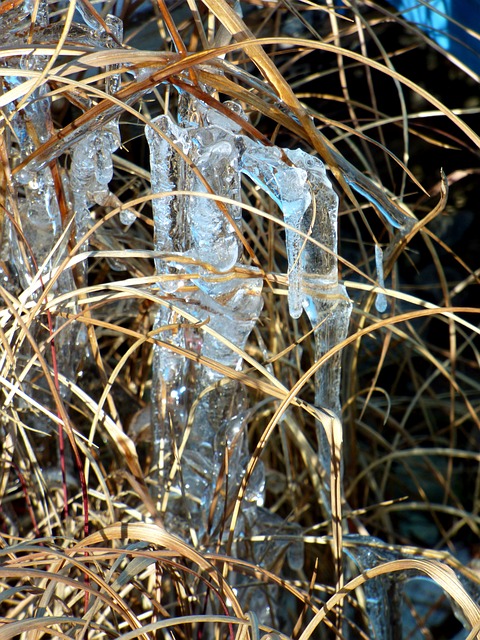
[385,0,480,78]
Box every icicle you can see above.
[0,2,90,469]
[176,97,244,272]
[240,142,311,318]
[344,535,401,640]
[340,158,415,235]
[75,0,105,32]
[146,101,265,539]
[145,114,190,288]
[187,128,241,272]
[105,14,124,96]
[5,61,63,287]
[374,244,388,313]
[147,101,244,276]
[70,122,119,249]
[284,149,353,418]
[344,535,480,639]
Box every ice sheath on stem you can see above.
[146,101,265,541]
[147,96,306,625]
[146,95,362,622]
[375,243,388,313]
[0,1,128,481]
[146,92,354,529]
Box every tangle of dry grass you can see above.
[0,0,479,638]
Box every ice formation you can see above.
[341,159,415,235]
[285,148,353,416]
[70,122,123,249]
[240,143,311,318]
[147,98,311,627]
[146,103,265,539]
[2,58,81,425]
[345,536,401,639]
[2,2,477,637]
[375,244,388,313]
[0,1,129,464]
[344,535,480,639]
[146,94,355,550]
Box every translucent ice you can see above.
[345,535,401,640]
[0,0,35,45]
[344,535,480,639]
[374,244,388,313]
[303,293,352,416]
[188,125,241,271]
[119,209,137,227]
[147,98,351,555]
[70,122,131,249]
[1,23,90,463]
[4,66,63,286]
[105,14,124,96]
[147,101,248,286]
[0,3,132,480]
[240,142,311,318]
[146,103,322,626]
[237,143,351,416]
[340,158,415,235]
[147,105,265,536]
[283,149,353,417]
[145,115,182,278]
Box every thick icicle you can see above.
[146,101,265,541]
[187,127,240,272]
[285,149,353,418]
[147,99,306,617]
[240,142,311,318]
[1,48,80,475]
[0,2,132,483]
[145,116,180,278]
[236,141,351,414]
[345,536,400,640]
[70,123,116,247]
[4,65,63,287]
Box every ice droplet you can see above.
[119,208,137,228]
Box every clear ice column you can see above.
[285,149,353,418]
[146,105,264,539]
[238,143,352,415]
[145,114,192,516]
[239,142,311,319]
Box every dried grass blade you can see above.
[298,559,480,640]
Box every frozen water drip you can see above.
[375,244,388,313]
